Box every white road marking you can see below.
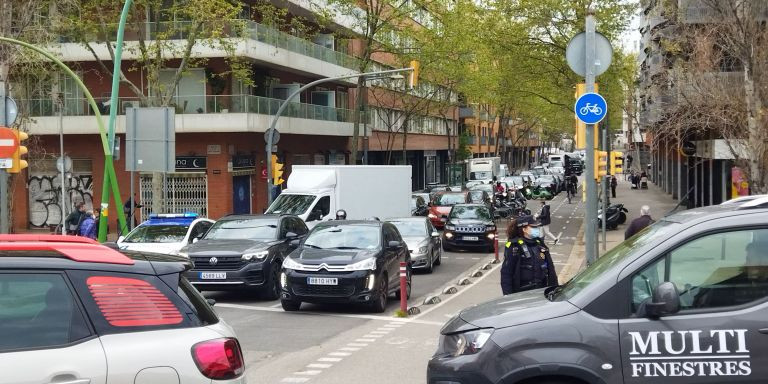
[214,303,443,325]
[356,338,376,343]
[472,257,481,260]
[281,378,310,383]
[296,370,322,376]
[371,330,390,334]
[318,357,343,362]
[348,343,368,347]
[364,334,384,338]
[339,347,361,352]
[456,257,465,260]
[307,363,332,369]
[329,352,351,357]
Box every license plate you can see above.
[200,272,227,279]
[462,236,479,241]
[307,277,338,285]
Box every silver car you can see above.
[388,217,442,273]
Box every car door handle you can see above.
[50,379,90,384]
[759,328,768,334]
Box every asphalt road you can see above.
[206,190,585,382]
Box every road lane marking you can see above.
[356,338,376,343]
[340,347,360,351]
[329,352,351,357]
[307,364,332,369]
[282,378,310,383]
[214,303,441,325]
[364,334,384,338]
[296,370,322,376]
[371,330,390,334]
[348,343,368,347]
[318,357,343,362]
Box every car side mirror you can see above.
[644,282,681,318]
[307,210,322,222]
[387,240,401,249]
[285,231,298,240]
[117,236,125,243]
[192,237,200,244]
[440,215,448,223]
[431,231,439,238]
[206,298,216,307]
[290,239,301,247]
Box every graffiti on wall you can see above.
[27,174,93,228]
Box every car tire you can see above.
[442,242,452,252]
[370,275,388,313]
[281,299,301,311]
[395,268,412,300]
[262,263,281,301]
[434,248,442,266]
[424,252,434,273]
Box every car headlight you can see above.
[282,257,303,270]
[428,213,437,219]
[440,329,494,357]
[242,250,269,261]
[343,257,377,271]
[445,224,455,230]
[417,246,428,253]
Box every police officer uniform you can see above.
[501,215,558,295]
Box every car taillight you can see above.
[191,338,244,380]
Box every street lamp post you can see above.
[265,67,415,205]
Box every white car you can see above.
[117,213,214,255]
[0,235,245,384]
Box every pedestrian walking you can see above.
[626,154,633,171]
[536,200,560,245]
[79,211,98,240]
[65,202,86,235]
[123,194,143,229]
[500,215,558,295]
[625,205,654,240]
[610,175,618,198]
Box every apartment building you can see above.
[637,0,764,207]
[10,0,458,231]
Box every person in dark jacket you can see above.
[610,175,618,198]
[65,202,86,235]
[79,211,97,240]
[536,200,559,244]
[500,215,558,295]
[625,205,654,240]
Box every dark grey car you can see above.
[429,200,768,384]
[388,217,442,273]
[182,214,308,300]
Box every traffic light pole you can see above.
[584,11,598,264]
[265,67,415,205]
[602,119,608,252]
[0,81,8,233]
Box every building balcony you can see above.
[21,94,357,137]
[649,52,668,77]
[459,106,475,118]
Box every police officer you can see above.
[500,215,558,295]
[335,209,347,220]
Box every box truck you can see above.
[468,157,501,181]
[265,165,412,225]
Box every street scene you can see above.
[2,0,768,384]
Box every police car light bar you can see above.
[149,212,199,219]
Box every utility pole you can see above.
[584,11,598,263]
[0,80,8,233]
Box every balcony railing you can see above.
[21,94,356,123]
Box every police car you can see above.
[116,213,214,255]
[429,196,768,384]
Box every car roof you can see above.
[453,203,486,208]
[318,220,383,226]
[220,214,286,221]
[386,217,427,222]
[141,213,207,226]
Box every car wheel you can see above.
[262,263,281,301]
[424,251,434,274]
[442,242,452,252]
[370,275,388,313]
[281,299,301,311]
[434,247,442,266]
[395,268,412,300]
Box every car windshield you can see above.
[450,206,491,220]
[550,220,677,301]
[203,219,277,240]
[266,194,315,215]
[539,175,555,181]
[434,193,466,206]
[123,225,189,243]
[469,171,492,180]
[550,161,564,167]
[304,225,381,250]
[390,221,427,237]
[468,192,484,202]
[502,177,523,186]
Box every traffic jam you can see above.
[5,158,768,384]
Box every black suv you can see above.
[181,214,308,299]
[429,198,768,384]
[441,204,497,252]
[280,220,411,313]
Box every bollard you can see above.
[494,234,500,262]
[399,261,408,314]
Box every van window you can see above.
[631,229,768,311]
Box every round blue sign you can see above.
[574,92,608,124]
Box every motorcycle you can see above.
[493,192,531,218]
[597,203,628,230]
[523,185,553,200]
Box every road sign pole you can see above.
[0,81,8,234]
[585,10,597,264]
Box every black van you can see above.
[429,198,768,384]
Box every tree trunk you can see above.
[743,65,767,193]
[351,77,364,164]
[401,118,408,165]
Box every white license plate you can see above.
[307,277,338,285]
[462,236,479,241]
[200,272,227,279]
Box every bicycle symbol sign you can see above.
[574,92,607,124]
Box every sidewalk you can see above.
[559,175,679,282]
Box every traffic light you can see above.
[271,154,284,185]
[594,150,607,179]
[409,60,420,89]
[611,151,623,175]
[8,129,28,174]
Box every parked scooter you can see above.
[523,185,553,200]
[597,203,628,230]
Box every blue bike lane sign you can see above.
[574,92,607,124]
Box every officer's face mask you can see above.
[526,227,541,239]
